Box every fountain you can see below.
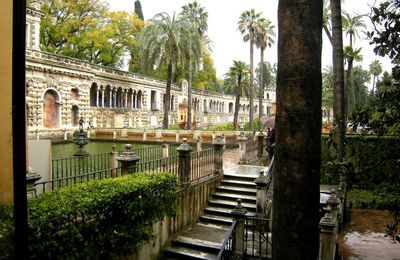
[74,118,89,156]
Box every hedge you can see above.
[1,172,178,260]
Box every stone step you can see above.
[199,214,234,226]
[221,179,256,188]
[217,185,256,195]
[212,192,256,203]
[172,236,222,251]
[163,245,218,260]
[208,199,256,211]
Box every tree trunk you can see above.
[323,24,332,44]
[258,48,265,131]
[372,75,376,96]
[233,75,242,130]
[249,38,254,131]
[187,58,192,130]
[273,1,322,259]
[331,0,346,162]
[345,58,353,116]
[163,60,173,129]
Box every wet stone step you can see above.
[172,236,222,251]
[212,192,256,203]
[221,179,257,187]
[208,199,256,211]
[163,245,218,260]
[217,185,257,194]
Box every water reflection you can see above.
[338,209,400,260]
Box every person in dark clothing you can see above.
[267,128,275,161]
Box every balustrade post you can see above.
[254,170,269,218]
[26,170,41,198]
[237,132,248,165]
[327,190,341,228]
[175,130,179,143]
[257,131,265,158]
[162,142,169,171]
[231,199,248,257]
[319,210,337,260]
[176,138,193,186]
[196,136,202,152]
[213,135,225,176]
[143,129,147,141]
[116,144,140,176]
[110,144,119,177]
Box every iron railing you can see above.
[244,217,272,259]
[35,167,122,194]
[217,219,238,259]
[190,148,215,182]
[134,155,179,177]
[51,152,111,179]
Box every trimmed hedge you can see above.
[1,172,178,259]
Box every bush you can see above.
[203,123,234,131]
[0,206,14,259]
[348,188,400,211]
[0,173,178,259]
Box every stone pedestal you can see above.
[26,170,41,198]
[212,135,225,176]
[254,170,269,217]
[237,133,248,165]
[257,131,265,158]
[176,138,193,185]
[231,199,248,257]
[116,144,140,175]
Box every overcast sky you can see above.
[106,0,392,83]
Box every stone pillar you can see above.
[237,132,248,165]
[125,92,128,108]
[96,89,99,107]
[113,130,117,139]
[176,138,193,185]
[116,144,140,176]
[196,137,202,152]
[257,131,265,158]
[109,89,112,108]
[162,142,169,171]
[231,199,248,257]
[110,144,119,177]
[319,211,337,260]
[143,129,147,141]
[101,89,105,108]
[254,170,269,217]
[213,135,225,176]
[175,130,179,143]
[26,170,41,198]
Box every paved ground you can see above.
[223,148,269,170]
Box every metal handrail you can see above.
[217,219,238,259]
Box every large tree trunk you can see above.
[345,58,353,116]
[258,48,265,131]
[331,0,346,161]
[233,75,242,130]
[249,38,254,131]
[273,0,322,259]
[163,61,173,129]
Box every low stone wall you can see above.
[129,174,223,260]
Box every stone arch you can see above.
[90,83,97,107]
[116,87,122,108]
[42,89,61,129]
[71,105,79,126]
[70,88,79,101]
[127,89,133,109]
[104,85,111,107]
[137,90,142,109]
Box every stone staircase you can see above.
[163,166,262,260]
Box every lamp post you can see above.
[74,117,89,156]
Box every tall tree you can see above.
[331,0,346,165]
[238,9,262,131]
[134,0,144,21]
[369,59,383,95]
[139,12,195,129]
[254,18,275,130]
[227,61,249,130]
[344,46,363,114]
[273,0,322,259]
[322,0,333,44]
[322,65,334,123]
[180,1,208,130]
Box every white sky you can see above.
[106,0,392,84]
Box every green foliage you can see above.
[350,72,400,135]
[0,173,178,259]
[348,188,400,211]
[134,0,144,21]
[167,124,180,130]
[244,117,260,131]
[40,0,144,68]
[203,123,234,131]
[0,206,14,260]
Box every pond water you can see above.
[338,209,400,260]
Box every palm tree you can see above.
[238,9,262,131]
[227,60,249,130]
[344,46,363,113]
[139,12,195,129]
[369,59,382,95]
[342,12,366,48]
[323,0,332,44]
[330,0,346,163]
[273,0,323,259]
[322,65,334,122]
[180,1,208,130]
[254,18,275,130]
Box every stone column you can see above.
[109,89,112,108]
[257,131,265,158]
[101,89,104,108]
[231,199,248,257]
[176,138,193,186]
[124,91,128,108]
[110,144,119,177]
[237,132,248,165]
[131,92,134,109]
[162,142,169,171]
[176,130,179,143]
[254,170,269,217]
[116,144,140,176]
[96,89,99,107]
[319,211,337,260]
[213,135,225,176]
[143,129,147,141]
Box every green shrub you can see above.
[348,188,400,211]
[203,123,234,131]
[0,173,178,259]
[0,206,14,259]
[167,124,180,130]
